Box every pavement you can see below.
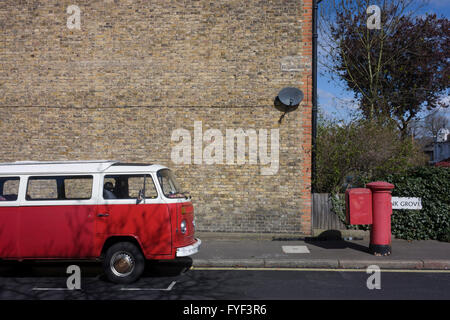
[191,231,450,270]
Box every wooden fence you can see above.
[312,193,346,230]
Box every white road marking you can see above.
[120,281,176,291]
[282,245,310,254]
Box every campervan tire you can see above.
[103,242,145,284]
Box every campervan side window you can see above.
[0,177,20,201]
[103,174,158,200]
[26,176,93,201]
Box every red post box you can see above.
[345,188,372,225]
[366,181,395,256]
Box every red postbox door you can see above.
[346,188,372,225]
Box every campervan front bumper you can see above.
[176,238,201,257]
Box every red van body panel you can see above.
[173,202,196,248]
[0,206,20,258]
[94,203,174,259]
[0,201,196,260]
[20,205,96,258]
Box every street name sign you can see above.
[391,197,422,210]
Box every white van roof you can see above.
[0,160,168,175]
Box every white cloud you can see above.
[318,88,360,120]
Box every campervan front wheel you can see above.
[103,242,145,284]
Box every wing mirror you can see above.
[137,189,145,204]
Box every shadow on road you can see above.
[0,257,193,279]
[0,256,245,300]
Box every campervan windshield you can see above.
[157,169,186,198]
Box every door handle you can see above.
[97,213,110,217]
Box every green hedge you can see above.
[384,167,450,241]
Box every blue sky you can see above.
[318,0,450,123]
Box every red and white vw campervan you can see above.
[0,160,200,283]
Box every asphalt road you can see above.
[0,260,449,300]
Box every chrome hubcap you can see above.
[110,252,135,277]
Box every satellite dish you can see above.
[278,87,304,108]
[274,87,304,123]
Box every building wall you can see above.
[434,142,450,163]
[0,0,313,234]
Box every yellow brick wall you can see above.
[0,0,312,234]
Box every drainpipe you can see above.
[312,0,322,193]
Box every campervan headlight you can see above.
[180,220,187,234]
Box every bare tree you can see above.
[409,109,449,140]
[319,0,449,134]
[423,110,450,139]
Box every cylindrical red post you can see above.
[366,181,395,256]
